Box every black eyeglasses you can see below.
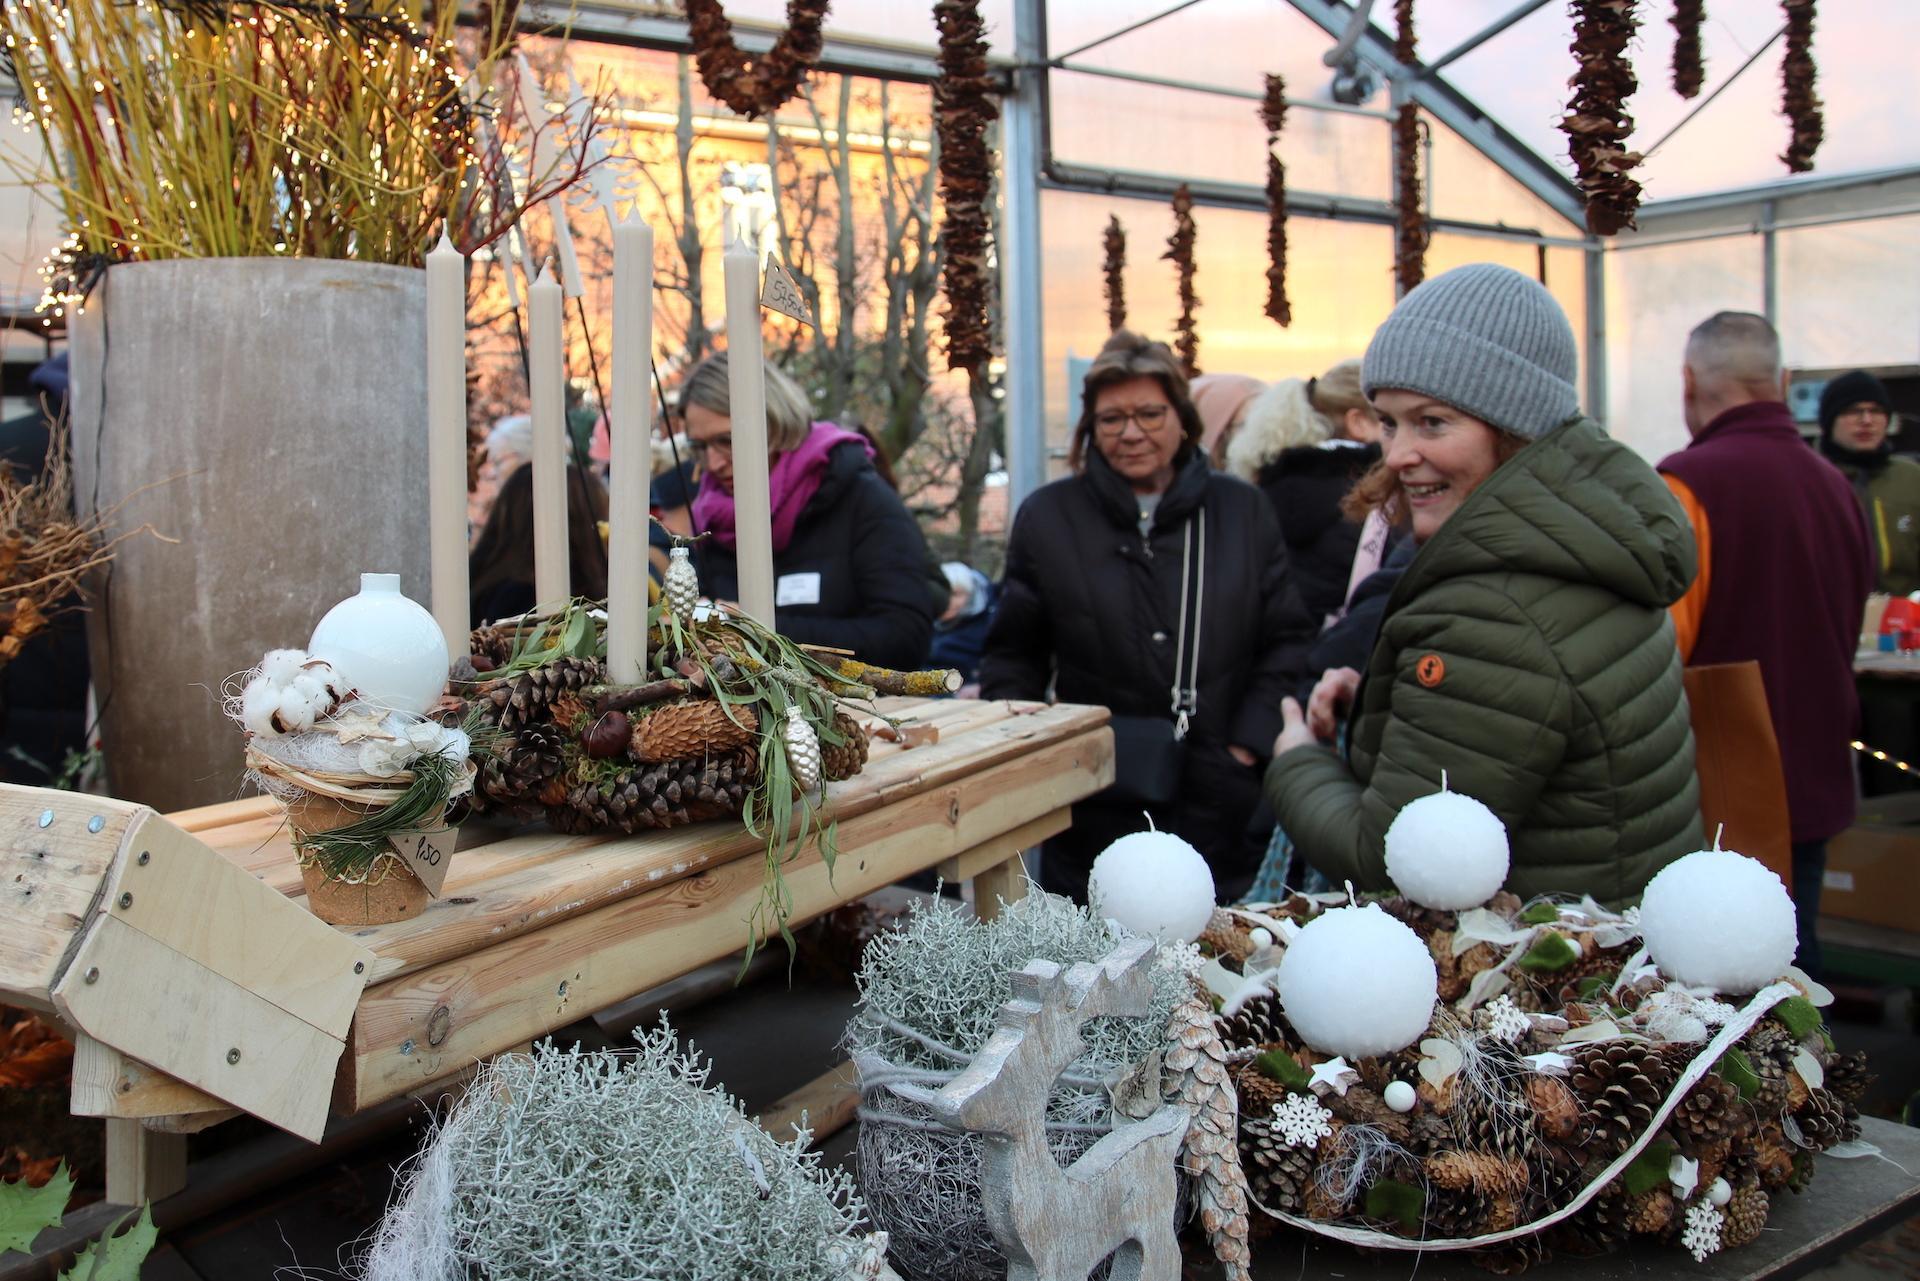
[1093,405,1173,436]
[688,435,734,459]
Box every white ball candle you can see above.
[1088,829,1216,944]
[1640,848,1797,992]
[1276,903,1438,1058]
[1384,786,1510,910]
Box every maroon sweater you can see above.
[1659,400,1872,843]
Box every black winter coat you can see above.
[979,447,1316,900]
[699,440,936,671]
[1255,441,1379,624]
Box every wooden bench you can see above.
[0,696,1112,1205]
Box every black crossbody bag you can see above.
[1105,509,1205,808]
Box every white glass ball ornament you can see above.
[1383,1081,1417,1113]
[1383,783,1510,910]
[1248,927,1274,949]
[1275,902,1438,1059]
[1088,827,1216,944]
[1707,1178,1733,1208]
[1640,848,1797,992]
[308,573,450,716]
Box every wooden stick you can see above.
[592,679,691,714]
[823,658,962,697]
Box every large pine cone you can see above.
[473,722,568,813]
[1825,1050,1874,1105]
[1452,1044,1536,1164]
[1230,1057,1291,1120]
[1795,1088,1861,1151]
[558,750,754,833]
[1423,1187,1489,1241]
[821,711,870,782]
[1673,1075,1743,1147]
[632,699,759,762]
[477,658,604,734]
[1559,1184,1633,1255]
[1572,1041,1673,1151]
[1625,1189,1677,1238]
[1723,1183,1770,1249]
[1740,1021,1798,1114]
[1219,989,1289,1051]
[1239,1114,1316,1214]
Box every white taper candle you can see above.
[528,264,569,611]
[723,240,776,628]
[425,231,469,660]
[606,216,653,684]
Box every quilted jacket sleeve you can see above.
[977,501,1054,701]
[1263,579,1574,888]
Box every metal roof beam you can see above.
[1283,0,1586,228]
[1051,0,1210,63]
[1421,0,1552,78]
[555,5,953,84]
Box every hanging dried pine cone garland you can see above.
[684,0,829,120]
[1260,74,1291,327]
[1165,183,1201,378]
[1563,0,1645,235]
[933,0,997,373]
[1671,0,1705,98]
[1780,0,1823,173]
[1391,1,1425,293]
[1102,215,1127,334]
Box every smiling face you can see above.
[1372,389,1509,542]
[1090,375,1184,494]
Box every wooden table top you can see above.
[162,697,1109,990]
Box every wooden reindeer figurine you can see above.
[902,937,1190,1281]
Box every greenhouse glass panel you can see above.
[1778,217,1920,375]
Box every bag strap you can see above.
[1170,508,1206,740]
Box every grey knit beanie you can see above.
[1362,263,1580,439]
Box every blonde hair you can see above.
[1310,358,1369,424]
[678,351,815,453]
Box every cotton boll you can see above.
[289,671,340,719]
[1275,902,1437,1058]
[259,648,311,687]
[1088,829,1216,944]
[276,685,323,734]
[241,679,285,737]
[1383,789,1510,910]
[1640,849,1797,993]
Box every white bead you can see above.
[1383,1081,1417,1113]
[1248,927,1274,949]
[1707,1178,1732,1207]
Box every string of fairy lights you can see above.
[1853,739,1920,779]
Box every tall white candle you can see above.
[606,216,653,684]
[723,240,776,627]
[528,263,569,611]
[425,231,469,660]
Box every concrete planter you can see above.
[72,258,431,811]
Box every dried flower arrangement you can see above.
[1391,0,1426,295]
[1103,215,1127,334]
[1260,74,1291,327]
[1563,0,1645,236]
[1671,0,1706,99]
[1164,183,1201,378]
[362,1022,892,1281]
[462,586,957,960]
[933,0,998,373]
[685,0,831,120]
[1779,0,1823,173]
[0,0,606,275]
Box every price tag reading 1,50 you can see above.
[761,259,817,329]
[388,826,458,897]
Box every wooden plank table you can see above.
[4,696,1113,1205]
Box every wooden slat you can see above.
[0,788,141,1007]
[104,1119,186,1205]
[336,725,1112,1111]
[71,1034,231,1121]
[106,813,372,1035]
[167,794,281,833]
[290,702,1107,985]
[54,915,346,1140]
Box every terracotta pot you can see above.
[285,790,432,927]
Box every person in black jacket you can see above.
[979,331,1316,902]
[1220,358,1381,625]
[681,353,934,671]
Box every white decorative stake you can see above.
[901,939,1189,1281]
[761,257,817,328]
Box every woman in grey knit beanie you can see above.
[1262,263,1703,904]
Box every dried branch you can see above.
[1102,215,1127,334]
[934,0,998,372]
[1164,184,1201,378]
[1780,0,1823,173]
[684,0,830,120]
[1261,74,1291,327]
[1671,0,1706,99]
[1562,0,1644,236]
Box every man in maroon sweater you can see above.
[1659,312,1873,976]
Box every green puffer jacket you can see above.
[1265,417,1704,904]
[1830,453,1920,598]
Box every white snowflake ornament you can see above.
[1484,995,1530,1043]
[1682,1200,1725,1263]
[1271,1093,1334,1148]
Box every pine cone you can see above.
[1165,989,1252,1281]
[1219,988,1288,1051]
[1795,1088,1860,1151]
[1527,1075,1581,1143]
[1723,1183,1770,1248]
[1357,1047,1422,1096]
[1328,1085,1414,1147]
[1230,1057,1290,1120]
[632,699,759,762]
[1426,1150,1527,1195]
[548,692,591,732]
[1744,1123,1796,1190]
[1200,908,1256,964]
[1626,1189,1677,1237]
[1825,1050,1873,1105]
[1239,1114,1315,1214]
[1673,1075,1742,1147]
[821,711,870,782]
[1572,1042,1672,1151]
[560,751,753,833]
[1560,1184,1633,1255]
[474,722,567,813]
[468,621,517,666]
[478,657,604,734]
[1741,1021,1798,1114]
[1691,1137,1734,1190]
[1423,1187,1489,1240]
[1452,1045,1536,1164]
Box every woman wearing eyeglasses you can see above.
[1817,370,1920,596]
[676,352,937,670]
[978,330,1317,903]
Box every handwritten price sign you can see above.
[388,826,458,897]
[761,259,817,329]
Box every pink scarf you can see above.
[692,422,872,552]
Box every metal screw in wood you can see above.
[227,1048,242,1064]
[118,892,133,909]
[37,810,52,828]
[354,962,365,974]
[138,851,150,865]
[87,816,105,833]
[84,967,99,984]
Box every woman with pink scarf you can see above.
[679,352,937,670]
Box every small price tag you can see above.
[761,259,816,328]
[389,826,458,897]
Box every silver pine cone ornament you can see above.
[785,708,823,792]
[665,545,700,618]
